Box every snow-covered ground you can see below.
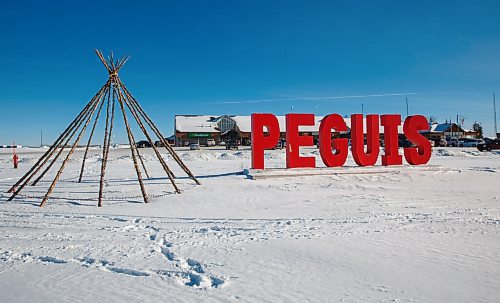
[0,146,499,302]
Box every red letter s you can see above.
[403,115,431,165]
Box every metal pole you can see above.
[40,130,43,147]
[494,93,498,137]
[361,104,364,115]
[405,97,409,117]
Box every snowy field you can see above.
[0,146,499,302]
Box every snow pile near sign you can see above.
[0,146,499,302]
[434,148,456,156]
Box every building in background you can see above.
[422,122,480,142]
[174,115,404,146]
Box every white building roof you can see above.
[175,115,220,133]
[427,122,475,133]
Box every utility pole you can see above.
[361,103,364,115]
[405,97,409,117]
[494,93,498,137]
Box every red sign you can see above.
[251,113,431,169]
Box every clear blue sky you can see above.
[1,0,499,146]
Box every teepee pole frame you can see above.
[8,50,200,207]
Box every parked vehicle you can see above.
[225,139,239,150]
[477,139,500,151]
[458,138,484,147]
[155,137,175,147]
[398,139,413,148]
[189,142,200,150]
[438,138,447,147]
[218,141,226,146]
[447,137,459,147]
[205,139,216,147]
[136,140,152,148]
[275,139,285,150]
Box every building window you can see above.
[217,116,236,133]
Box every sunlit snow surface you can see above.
[0,146,499,302]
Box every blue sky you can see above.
[1,0,499,145]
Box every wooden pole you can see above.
[30,86,108,186]
[98,84,114,207]
[135,141,151,179]
[121,85,200,185]
[105,84,116,164]
[7,107,86,193]
[116,56,130,72]
[95,49,111,73]
[118,81,180,193]
[6,86,104,193]
[39,87,103,207]
[78,86,108,182]
[115,83,149,204]
[113,83,150,179]
[109,51,115,70]
[8,87,106,201]
[118,85,150,179]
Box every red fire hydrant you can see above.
[13,153,19,169]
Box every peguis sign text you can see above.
[251,113,431,169]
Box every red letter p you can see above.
[251,113,280,169]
